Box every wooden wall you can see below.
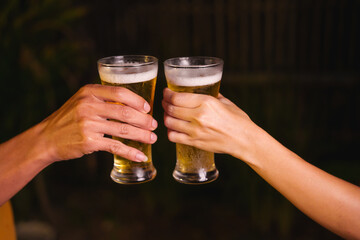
[90,0,360,73]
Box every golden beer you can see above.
[164,57,223,184]
[98,55,157,184]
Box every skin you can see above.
[162,88,360,240]
[0,84,157,206]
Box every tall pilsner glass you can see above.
[97,55,157,184]
[164,56,223,184]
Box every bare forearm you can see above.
[0,122,51,206]
[161,90,360,239]
[238,126,360,239]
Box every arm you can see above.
[0,84,158,206]
[162,88,360,240]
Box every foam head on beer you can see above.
[164,57,223,87]
[165,68,222,87]
[99,64,158,84]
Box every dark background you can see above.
[1,0,359,239]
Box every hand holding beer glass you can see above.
[97,55,158,184]
[163,56,223,184]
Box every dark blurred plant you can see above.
[0,0,90,141]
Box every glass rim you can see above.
[98,55,158,68]
[163,56,223,69]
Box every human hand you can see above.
[39,84,158,163]
[162,88,258,160]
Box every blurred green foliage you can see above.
[0,0,90,141]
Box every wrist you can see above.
[28,121,58,167]
[0,123,53,187]
[0,122,55,203]
[231,122,273,169]
[9,121,57,170]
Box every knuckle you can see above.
[190,127,201,138]
[74,102,89,119]
[166,104,175,115]
[78,84,95,95]
[123,148,134,160]
[203,96,216,107]
[109,143,124,155]
[169,93,179,105]
[194,111,208,126]
[78,85,90,95]
[78,117,90,131]
[114,87,129,100]
[80,135,93,151]
[119,106,132,119]
[118,123,129,135]
[193,140,205,151]
[109,143,135,161]
[115,86,126,95]
[77,122,94,147]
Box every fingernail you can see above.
[152,119,158,128]
[136,153,148,162]
[144,102,151,112]
[151,132,157,142]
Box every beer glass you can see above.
[164,56,223,184]
[97,55,158,184]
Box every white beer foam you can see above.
[165,69,222,87]
[99,67,157,84]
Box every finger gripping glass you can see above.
[98,55,158,184]
[164,56,223,184]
